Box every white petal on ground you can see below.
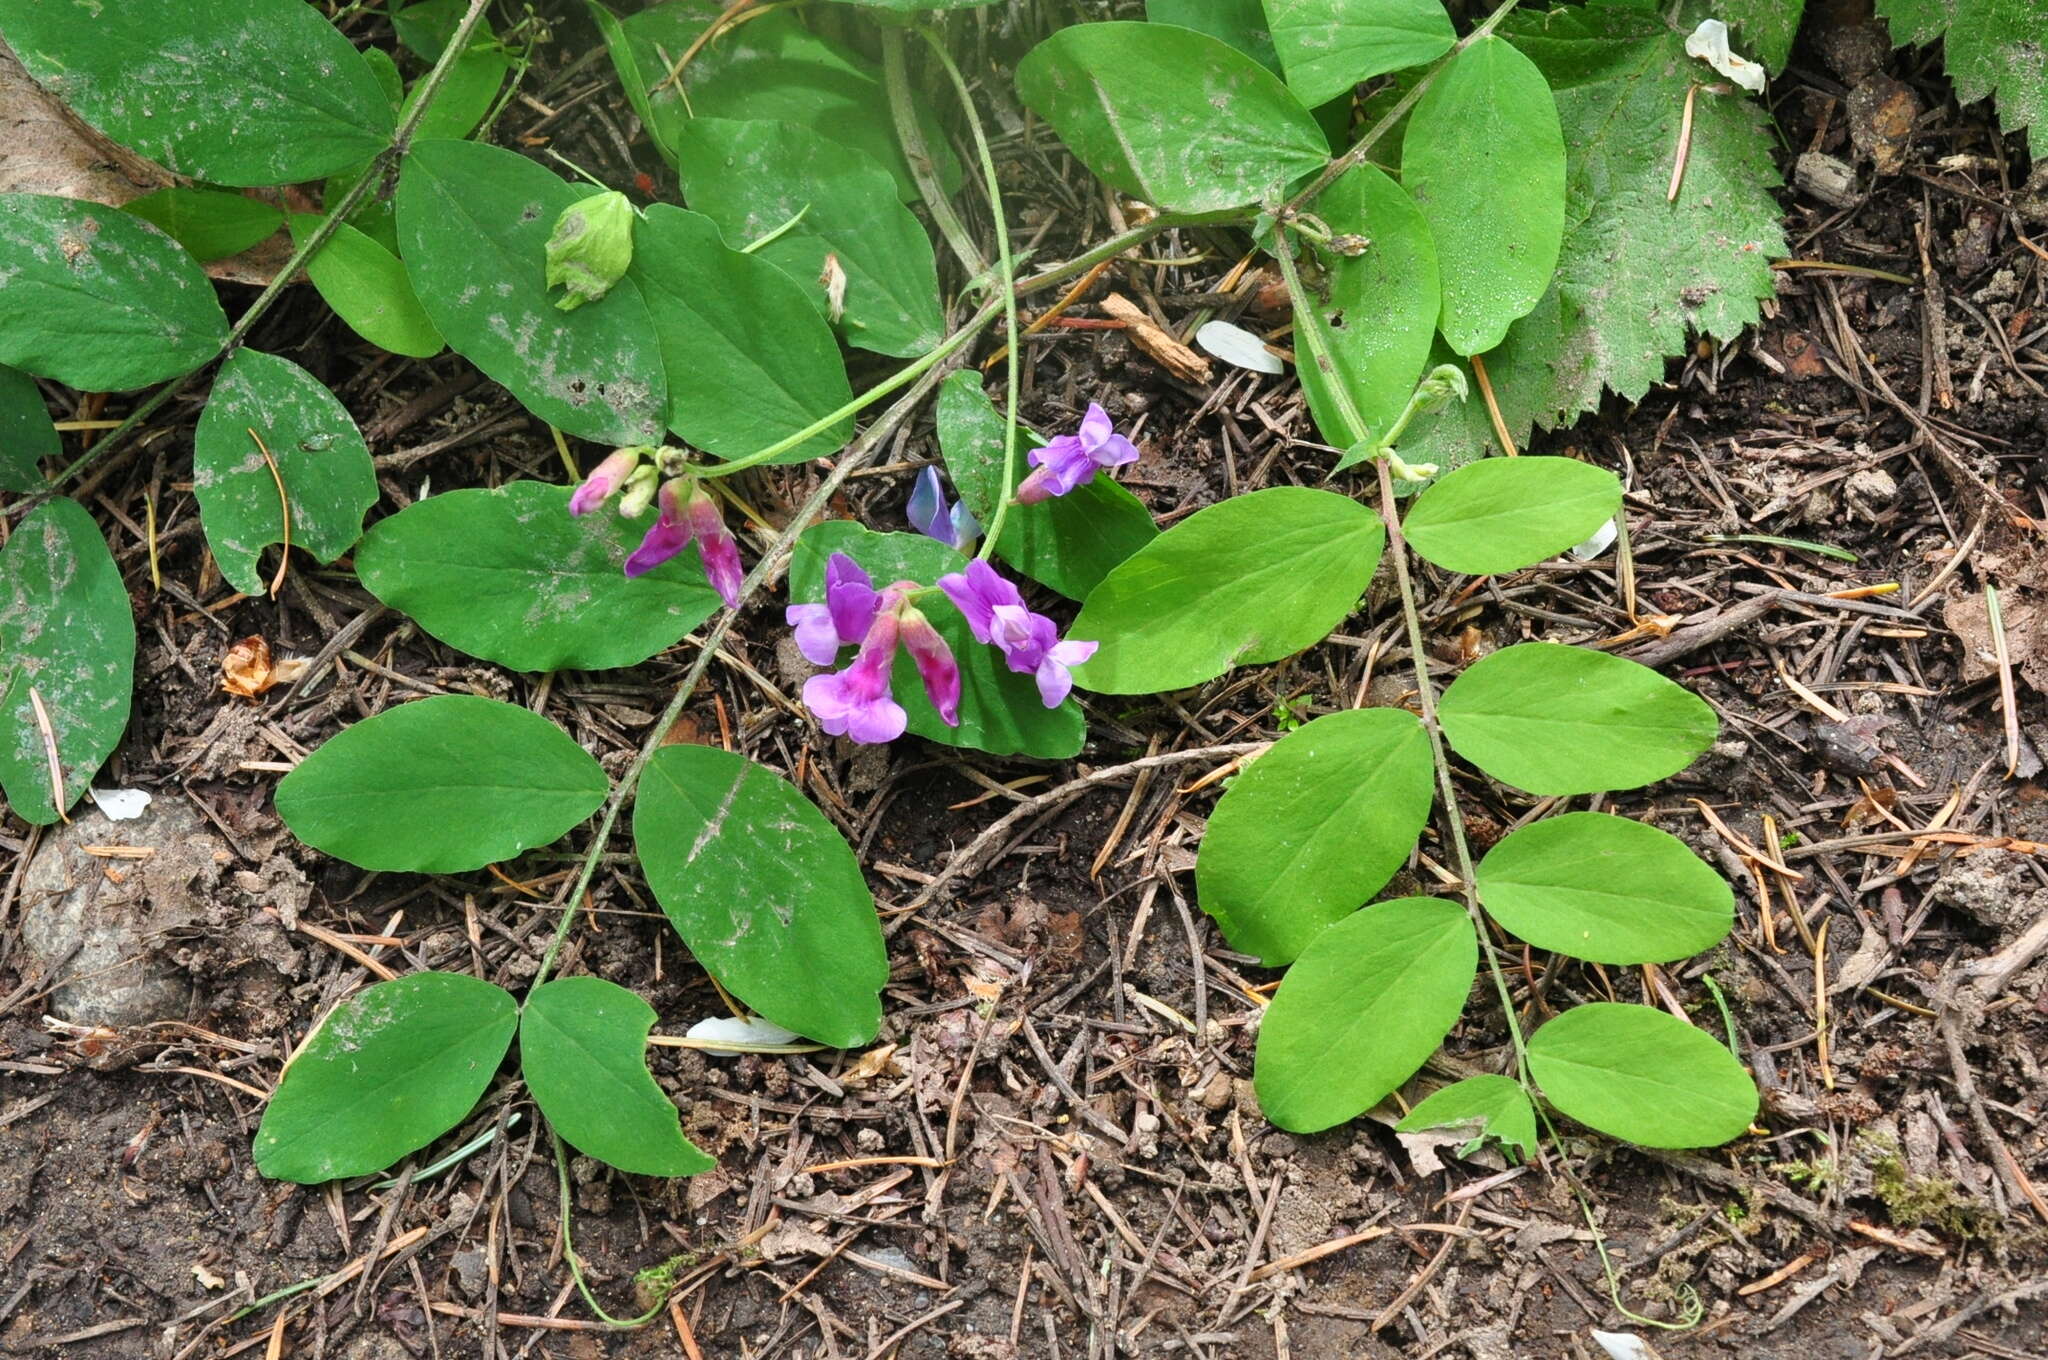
[89,787,153,820]
[1684,20,1767,94]
[685,1014,806,1052]
[1196,320,1285,374]
[1591,1332,1665,1360]
[1569,518,1619,561]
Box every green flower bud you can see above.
[617,462,660,518]
[546,190,635,311]
[1414,363,1470,414]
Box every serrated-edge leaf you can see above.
[521,977,714,1177]
[253,972,517,1182]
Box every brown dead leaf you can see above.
[840,1042,900,1088]
[1946,590,2048,693]
[1098,293,1212,384]
[1847,73,1919,176]
[221,636,305,697]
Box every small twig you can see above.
[1984,584,2020,777]
[1667,82,1700,203]
[247,428,291,598]
[1469,353,1518,456]
[27,685,68,824]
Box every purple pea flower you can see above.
[799,581,963,742]
[568,447,644,516]
[785,552,880,664]
[623,479,744,607]
[907,466,981,550]
[938,559,1097,707]
[1015,402,1138,505]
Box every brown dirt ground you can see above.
[2,4,2046,1359]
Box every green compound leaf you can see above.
[0,366,58,492]
[402,43,511,145]
[0,0,395,187]
[790,524,1086,759]
[1878,0,2046,153]
[634,745,887,1048]
[1072,487,1383,695]
[672,118,943,358]
[1265,0,1456,107]
[1476,812,1734,964]
[123,188,284,263]
[1196,709,1434,966]
[1296,165,1440,454]
[1145,0,1280,72]
[1401,456,1620,575]
[1527,1002,1757,1148]
[1015,22,1329,212]
[520,977,713,1177]
[597,2,954,198]
[1438,643,1717,796]
[254,973,517,1183]
[397,140,667,445]
[354,482,721,673]
[1401,36,1565,356]
[1255,898,1477,1133]
[1401,2,1786,470]
[629,205,853,462]
[290,215,444,358]
[0,194,229,391]
[275,695,608,874]
[936,373,1157,601]
[0,500,134,825]
[192,350,377,598]
[1396,1074,1538,1160]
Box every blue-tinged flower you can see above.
[785,552,879,665]
[908,466,981,551]
[1015,402,1138,505]
[937,559,1097,707]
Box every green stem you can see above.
[691,305,998,480]
[16,0,499,511]
[880,28,986,279]
[1276,0,1524,218]
[525,360,961,997]
[1373,457,1530,1084]
[917,30,1020,561]
[555,1132,666,1327]
[1270,229,1371,448]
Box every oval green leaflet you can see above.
[1196,709,1434,966]
[255,972,518,1183]
[1527,1002,1757,1149]
[1255,897,1478,1134]
[275,696,609,874]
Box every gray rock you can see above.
[17,797,227,1026]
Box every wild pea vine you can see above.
[0,0,1820,1323]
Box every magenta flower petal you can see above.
[683,484,743,607]
[1034,638,1097,708]
[938,559,1020,643]
[786,604,840,665]
[802,611,906,745]
[623,482,691,577]
[899,606,960,727]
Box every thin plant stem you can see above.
[916,29,1021,560]
[881,28,987,278]
[1270,229,1371,447]
[1276,0,1523,218]
[18,0,498,511]
[555,1131,666,1326]
[1373,456,1530,1083]
[525,362,959,996]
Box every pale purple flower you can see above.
[937,559,1097,707]
[1015,402,1138,505]
[623,479,744,607]
[785,553,879,664]
[803,610,907,744]
[799,584,963,742]
[568,448,642,516]
[907,466,980,550]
